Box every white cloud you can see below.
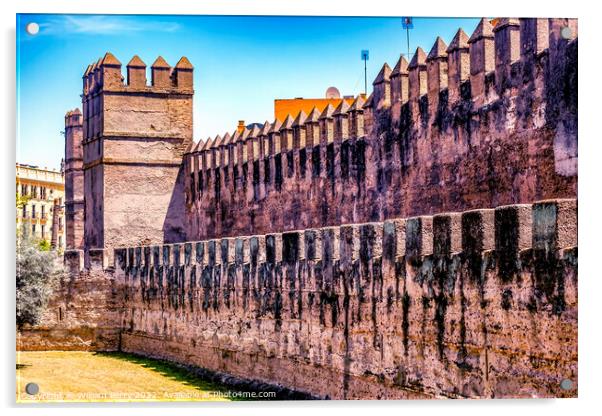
[38,15,180,36]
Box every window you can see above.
[41,205,46,219]
[41,225,45,239]
[58,236,62,247]
[32,205,36,218]
[22,205,26,218]
[32,224,36,234]
[21,184,27,195]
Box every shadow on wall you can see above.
[163,165,188,244]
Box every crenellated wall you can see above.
[183,18,577,241]
[19,16,578,400]
[112,198,577,399]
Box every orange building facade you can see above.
[274,96,358,121]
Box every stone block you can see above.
[433,213,462,256]
[461,209,495,255]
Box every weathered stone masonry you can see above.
[113,198,577,399]
[17,17,578,400]
[184,18,577,241]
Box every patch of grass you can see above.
[16,351,263,402]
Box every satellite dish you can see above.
[325,86,341,99]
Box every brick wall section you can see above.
[112,198,577,399]
[184,18,577,241]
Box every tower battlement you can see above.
[83,53,193,96]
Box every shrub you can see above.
[16,232,63,330]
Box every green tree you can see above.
[16,232,63,330]
[16,192,30,209]
[38,239,51,251]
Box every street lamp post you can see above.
[402,17,414,61]
[361,49,369,95]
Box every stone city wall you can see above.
[114,198,577,399]
[17,17,578,400]
[184,18,577,241]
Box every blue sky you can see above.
[16,14,480,170]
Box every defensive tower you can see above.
[81,53,194,265]
[64,109,84,251]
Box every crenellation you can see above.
[405,216,433,260]
[426,37,448,118]
[361,93,374,137]
[408,47,427,117]
[305,107,321,147]
[494,204,532,281]
[250,235,266,263]
[207,239,217,265]
[390,55,409,106]
[468,18,495,106]
[520,18,549,59]
[258,121,271,156]
[99,52,123,91]
[162,244,172,265]
[207,135,217,168]
[322,227,341,262]
[268,119,282,154]
[339,224,360,263]
[241,128,250,163]
[195,241,204,264]
[150,56,171,88]
[332,99,350,142]
[446,28,469,106]
[282,232,300,264]
[173,56,194,90]
[532,198,577,251]
[305,229,322,261]
[432,213,462,256]
[126,55,147,88]
[221,132,232,166]
[248,126,261,161]
[493,18,521,93]
[280,114,295,152]
[461,209,495,255]
[318,104,335,145]
[292,111,307,148]
[235,237,248,264]
[183,243,191,266]
[373,63,392,110]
